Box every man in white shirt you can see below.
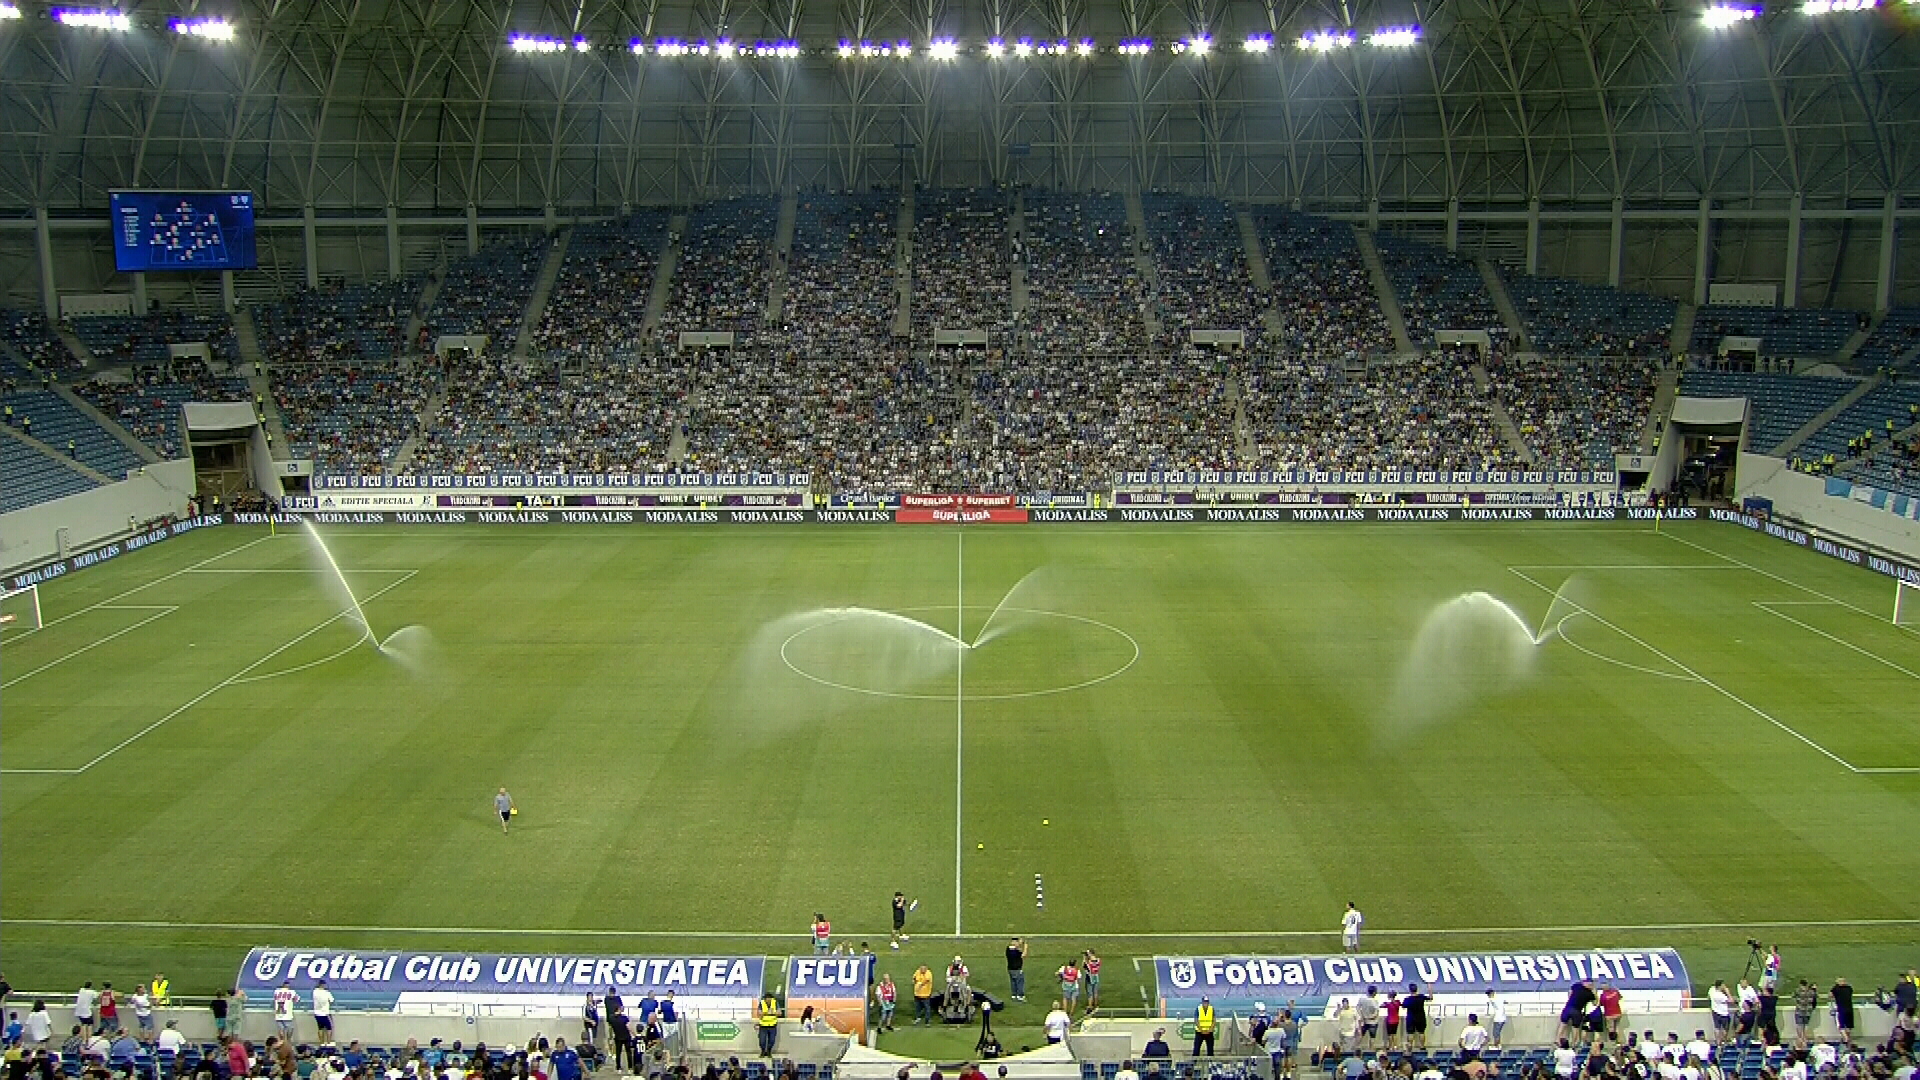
[1808,1043,1837,1072]
[273,980,298,1037]
[1552,1039,1578,1078]
[157,1022,187,1055]
[1341,904,1365,954]
[313,980,336,1044]
[1044,1002,1071,1044]
[1684,1031,1712,1065]
[129,987,154,1041]
[74,983,99,1037]
[1708,983,1733,1044]
[1458,1015,1490,1060]
[1485,991,1509,1048]
[1115,1060,1141,1080]
[25,1002,53,1048]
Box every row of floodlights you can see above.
[0,7,237,34]
[514,29,1430,58]
[1704,0,1907,22]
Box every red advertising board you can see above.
[896,506,1030,524]
[900,494,1018,509]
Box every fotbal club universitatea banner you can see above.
[1154,950,1690,1016]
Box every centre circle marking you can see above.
[779,605,1140,700]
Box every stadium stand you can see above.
[1242,354,1517,472]
[531,211,673,362]
[1687,304,1865,361]
[1253,209,1394,359]
[274,361,433,472]
[254,280,419,366]
[781,192,900,357]
[1794,381,1920,463]
[1676,370,1857,454]
[1,388,147,479]
[425,236,548,350]
[658,196,778,342]
[2,308,77,373]
[1487,356,1657,469]
[1141,193,1264,351]
[407,356,681,475]
[1,434,98,512]
[911,188,1012,341]
[1374,234,1508,350]
[1852,307,1920,372]
[68,311,240,369]
[1501,273,1675,357]
[75,359,253,457]
[1017,192,1149,355]
[1845,454,1920,499]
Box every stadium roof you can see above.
[0,0,1915,214]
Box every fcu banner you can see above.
[784,955,873,1038]
[1155,950,1689,1015]
[237,949,766,1013]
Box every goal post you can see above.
[0,583,43,632]
[1897,580,1920,627]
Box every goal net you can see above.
[0,583,42,633]
[1897,580,1920,628]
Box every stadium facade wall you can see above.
[1736,453,1920,563]
[0,458,194,573]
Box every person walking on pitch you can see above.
[495,788,516,834]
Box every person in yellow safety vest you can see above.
[1193,997,1217,1057]
[151,975,170,1007]
[754,994,780,1058]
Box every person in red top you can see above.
[1383,992,1403,1050]
[224,1036,250,1078]
[1598,984,1623,1041]
[1058,960,1082,1011]
[1083,951,1103,1012]
[875,974,897,1032]
[97,985,120,1034]
[811,914,831,955]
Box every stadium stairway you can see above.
[1774,374,1880,457]
[511,227,571,359]
[893,187,914,338]
[1477,259,1532,350]
[244,363,293,459]
[1009,193,1029,315]
[640,214,686,335]
[53,383,163,464]
[1671,303,1697,357]
[54,323,98,370]
[1234,209,1287,341]
[1126,195,1166,343]
[1225,372,1254,463]
[1835,316,1877,368]
[1474,362,1540,466]
[1,422,113,484]
[403,266,445,347]
[765,189,798,324]
[1641,368,1678,452]
[1355,228,1415,354]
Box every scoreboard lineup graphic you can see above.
[110,191,258,272]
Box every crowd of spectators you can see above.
[426,235,549,351]
[1016,192,1148,356]
[1374,235,1509,351]
[780,192,901,357]
[69,312,240,370]
[1501,274,1673,357]
[1243,353,1517,472]
[531,212,673,363]
[1848,307,1920,373]
[407,356,683,475]
[964,354,1236,491]
[1254,210,1394,359]
[911,188,1013,343]
[74,360,252,457]
[1140,194,1264,352]
[1687,306,1865,363]
[273,361,434,473]
[1485,356,1657,469]
[657,197,778,344]
[254,281,420,366]
[1,309,76,373]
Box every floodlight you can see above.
[53,8,132,30]
[1186,34,1211,54]
[713,39,736,57]
[1117,39,1152,55]
[892,40,912,57]
[654,38,689,55]
[1298,30,1355,51]
[1366,25,1420,46]
[1075,38,1095,55]
[1701,3,1761,26]
[983,38,1005,56]
[0,4,20,19]
[509,33,566,53]
[631,38,646,54]
[573,36,591,52]
[929,37,959,60]
[1012,37,1033,57]
[1803,0,1874,11]
[837,40,854,57]
[1243,33,1272,52]
[172,16,236,40]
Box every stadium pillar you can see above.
[1783,193,1804,309]
[1525,198,1542,276]
[303,205,320,288]
[467,205,480,255]
[34,205,56,320]
[1445,199,1460,253]
[1608,197,1625,288]
[1368,198,1380,234]
[221,270,236,314]
[386,204,402,279]
[132,273,147,315]
[1875,193,1897,316]
[1693,197,1713,306]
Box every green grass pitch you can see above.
[3,520,1917,1051]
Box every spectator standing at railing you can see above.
[1793,980,1818,1043]
[1832,978,1854,1044]
[25,1001,51,1049]
[314,979,336,1045]
[1709,981,1733,1044]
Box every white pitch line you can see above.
[182,568,419,574]
[954,528,965,939]
[1,574,419,776]
[6,916,1920,938]
[1752,602,1920,681]
[1506,565,1742,571]
[1662,529,1918,634]
[1,606,178,688]
[1509,566,1863,774]
[7,533,275,641]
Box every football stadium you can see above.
[2,0,1919,1077]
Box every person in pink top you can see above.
[225,1036,251,1078]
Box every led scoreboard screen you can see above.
[110,191,258,272]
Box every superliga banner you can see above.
[1154,950,1689,1016]
[237,949,765,1014]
